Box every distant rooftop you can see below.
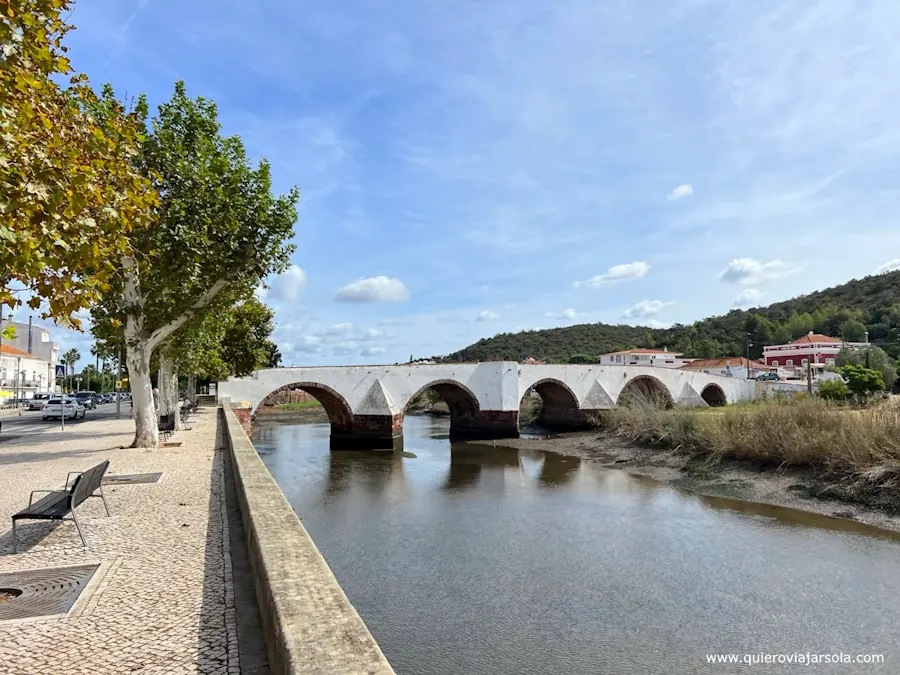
[603,348,682,356]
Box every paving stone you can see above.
[0,409,240,674]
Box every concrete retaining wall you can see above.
[220,406,395,674]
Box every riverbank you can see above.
[478,428,900,534]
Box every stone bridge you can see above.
[218,362,756,449]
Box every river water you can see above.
[253,414,900,674]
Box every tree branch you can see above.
[147,276,232,350]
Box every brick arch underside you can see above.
[523,379,589,430]
[701,383,727,407]
[257,382,353,426]
[617,375,675,409]
[406,379,481,428]
[405,379,518,441]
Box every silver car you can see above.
[28,393,51,410]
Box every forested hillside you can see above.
[444,271,900,363]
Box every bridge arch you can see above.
[521,378,588,430]
[404,379,482,440]
[256,381,354,426]
[617,375,675,408]
[700,383,727,407]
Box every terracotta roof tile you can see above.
[790,333,841,345]
[0,344,41,358]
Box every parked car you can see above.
[28,393,51,410]
[74,391,97,410]
[755,372,780,381]
[42,396,87,420]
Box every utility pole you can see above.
[745,332,752,379]
[807,358,813,396]
[116,347,123,419]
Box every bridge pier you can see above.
[449,410,520,441]
[538,406,597,431]
[331,414,404,451]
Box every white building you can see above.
[0,344,53,402]
[599,347,693,369]
[0,316,61,396]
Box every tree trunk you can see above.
[127,341,158,448]
[158,350,185,431]
[187,373,197,404]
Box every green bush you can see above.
[842,364,885,396]
[818,378,849,401]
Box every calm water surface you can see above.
[253,414,900,675]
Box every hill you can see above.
[443,271,900,363]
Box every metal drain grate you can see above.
[0,564,99,621]
[102,472,162,485]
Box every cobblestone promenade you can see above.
[0,408,256,674]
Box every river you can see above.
[253,414,900,674]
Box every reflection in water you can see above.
[538,453,581,487]
[253,414,900,675]
[327,450,407,500]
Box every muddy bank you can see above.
[478,431,900,534]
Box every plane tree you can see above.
[1,0,156,321]
[92,82,297,447]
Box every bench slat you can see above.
[13,491,71,520]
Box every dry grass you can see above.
[603,398,900,488]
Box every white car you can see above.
[42,397,87,420]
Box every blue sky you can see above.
[38,0,900,366]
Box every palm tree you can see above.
[61,348,80,393]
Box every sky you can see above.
[31,0,900,367]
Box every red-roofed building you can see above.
[762,331,864,375]
[599,347,692,369]
[680,357,775,379]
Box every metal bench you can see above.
[179,400,193,431]
[11,460,111,552]
[158,412,176,441]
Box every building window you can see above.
[786,360,793,367]
[801,359,809,366]
[826,358,835,366]
[615,355,621,363]
[772,360,779,366]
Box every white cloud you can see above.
[545,308,583,321]
[643,320,671,329]
[732,288,766,307]
[475,310,499,322]
[574,262,650,289]
[323,322,354,336]
[667,184,694,200]
[719,258,802,285]
[267,265,306,302]
[874,259,900,275]
[360,346,386,357]
[334,276,411,303]
[623,300,674,319]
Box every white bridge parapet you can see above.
[218,362,756,448]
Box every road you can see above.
[0,403,131,441]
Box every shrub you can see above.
[842,364,885,396]
[604,398,900,486]
[819,379,849,401]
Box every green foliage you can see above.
[842,364,885,396]
[0,0,157,324]
[836,345,896,389]
[818,379,849,401]
[1,324,15,340]
[567,354,599,364]
[220,298,278,377]
[445,272,900,364]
